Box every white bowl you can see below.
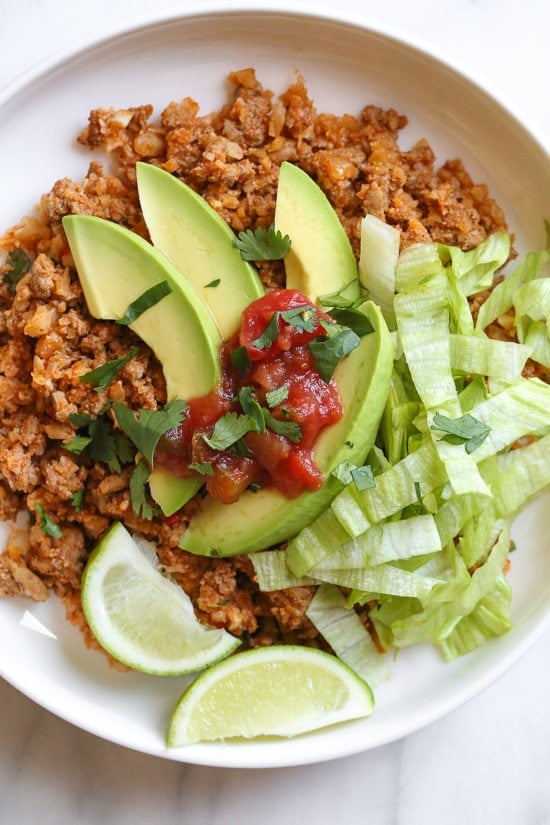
[0,3,548,769]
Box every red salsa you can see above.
[154,290,343,504]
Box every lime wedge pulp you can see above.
[81,521,240,675]
[168,645,375,745]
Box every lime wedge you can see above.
[167,645,374,745]
[81,522,240,674]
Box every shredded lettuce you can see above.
[247,227,550,687]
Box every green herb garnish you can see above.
[251,305,318,350]
[309,325,361,382]
[234,224,291,261]
[79,346,139,393]
[251,312,280,350]
[71,489,85,512]
[430,412,491,454]
[230,345,252,375]
[66,412,135,473]
[204,278,221,288]
[265,386,289,408]
[129,458,157,520]
[238,386,266,433]
[188,462,214,476]
[113,399,188,465]
[3,249,31,293]
[202,412,258,452]
[116,281,172,325]
[328,307,374,338]
[35,503,62,539]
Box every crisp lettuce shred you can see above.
[249,220,550,681]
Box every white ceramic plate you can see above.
[0,4,549,769]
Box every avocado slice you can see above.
[179,300,393,557]
[274,162,360,305]
[63,214,222,512]
[136,162,265,340]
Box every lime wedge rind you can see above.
[81,522,240,675]
[167,645,375,746]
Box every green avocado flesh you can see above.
[274,162,360,305]
[136,162,265,339]
[180,300,393,557]
[63,215,221,402]
[63,214,222,516]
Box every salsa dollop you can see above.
[155,290,343,503]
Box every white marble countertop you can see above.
[1,1,549,823]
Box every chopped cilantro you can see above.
[309,326,361,382]
[248,482,262,492]
[251,305,318,350]
[430,412,491,454]
[113,399,188,465]
[262,409,303,443]
[280,306,317,333]
[35,503,62,539]
[3,249,32,293]
[66,411,135,473]
[202,412,258,451]
[230,345,252,375]
[234,223,291,261]
[328,307,374,338]
[129,458,157,520]
[79,346,139,393]
[188,462,214,476]
[251,312,280,350]
[64,435,93,455]
[116,281,172,325]
[204,278,221,288]
[265,386,289,408]
[318,281,367,310]
[238,386,266,433]
[71,489,85,512]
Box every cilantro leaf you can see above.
[113,399,188,466]
[234,223,291,261]
[67,411,135,473]
[116,281,172,325]
[64,435,93,455]
[129,458,157,520]
[430,412,491,454]
[188,462,214,476]
[204,278,221,288]
[262,409,303,443]
[71,489,85,512]
[3,249,31,293]
[265,386,289,408]
[79,346,139,392]
[238,386,266,433]
[279,306,318,333]
[35,503,62,539]
[202,412,258,451]
[309,326,361,382]
[251,305,318,350]
[251,312,280,350]
[328,308,374,338]
[318,281,366,310]
[230,345,252,375]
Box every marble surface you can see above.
[1,0,549,822]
